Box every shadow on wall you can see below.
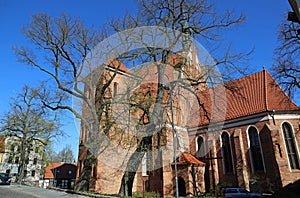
[271,179,300,198]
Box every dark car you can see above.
[0,173,11,185]
[222,187,262,198]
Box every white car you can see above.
[222,187,262,198]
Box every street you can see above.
[0,184,88,198]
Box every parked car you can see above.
[222,187,262,198]
[0,173,11,185]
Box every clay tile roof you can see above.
[188,70,300,128]
[175,153,205,165]
[103,55,129,73]
[44,162,63,179]
[227,70,299,116]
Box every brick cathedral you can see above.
[76,50,300,197]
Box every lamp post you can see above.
[169,82,179,198]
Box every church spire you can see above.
[180,14,193,52]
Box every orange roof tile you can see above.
[188,70,300,127]
[103,55,129,73]
[44,162,63,179]
[175,153,205,165]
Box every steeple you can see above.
[180,14,193,52]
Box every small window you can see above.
[15,157,19,164]
[196,136,205,159]
[33,158,37,165]
[31,170,35,177]
[24,170,27,176]
[113,82,118,98]
[8,156,13,163]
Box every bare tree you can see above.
[14,0,249,195]
[54,144,75,163]
[14,13,125,191]
[273,19,300,96]
[106,0,247,196]
[0,85,61,183]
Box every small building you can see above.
[44,162,77,189]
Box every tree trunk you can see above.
[119,136,151,196]
[118,59,167,195]
[17,137,27,184]
[74,150,94,191]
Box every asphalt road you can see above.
[0,184,88,198]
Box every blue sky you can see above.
[0,0,297,157]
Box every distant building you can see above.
[43,162,77,189]
[0,136,45,184]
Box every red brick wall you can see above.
[189,116,300,193]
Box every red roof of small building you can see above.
[188,70,300,127]
[44,162,63,179]
[174,153,205,165]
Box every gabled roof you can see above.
[174,153,205,165]
[189,70,300,128]
[227,70,299,116]
[44,162,77,179]
[44,162,62,179]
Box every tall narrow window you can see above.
[113,82,118,98]
[221,132,234,173]
[282,122,300,170]
[33,158,37,165]
[142,153,147,176]
[92,162,97,178]
[196,136,205,159]
[248,126,264,172]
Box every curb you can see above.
[47,187,120,198]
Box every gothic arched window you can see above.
[196,136,205,159]
[282,122,300,170]
[248,126,265,172]
[221,132,234,173]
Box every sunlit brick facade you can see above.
[77,51,300,196]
